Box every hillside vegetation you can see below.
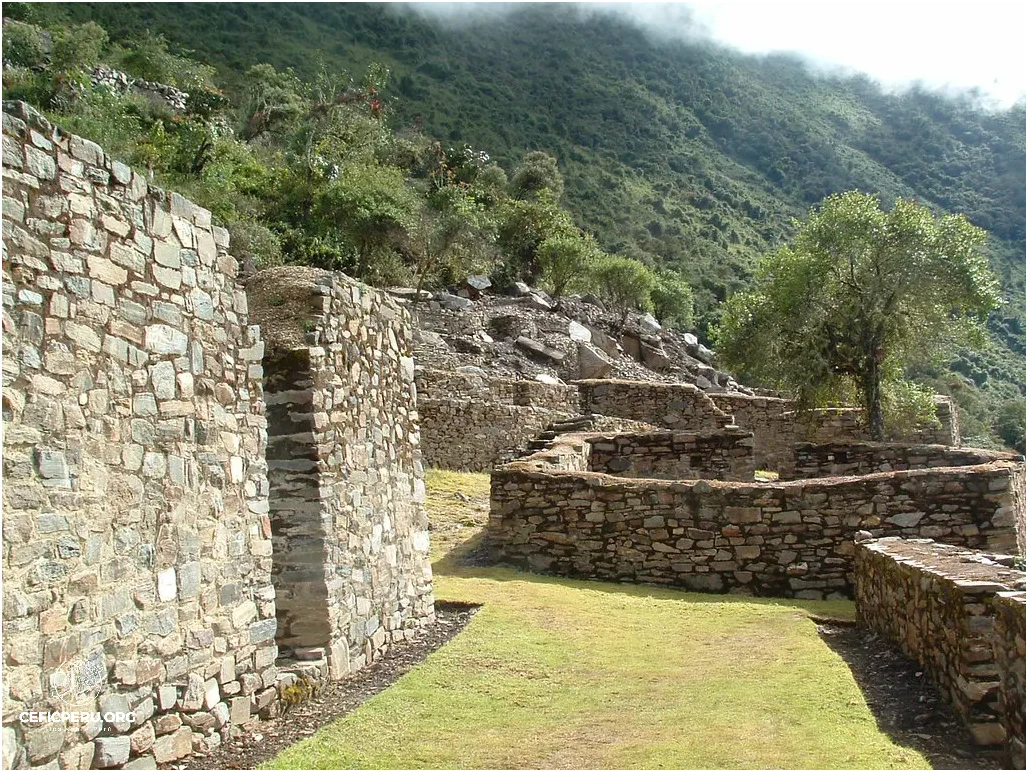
[4,2,1024,450]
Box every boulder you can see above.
[581,293,606,309]
[456,366,488,378]
[587,326,622,358]
[414,328,447,347]
[578,342,614,379]
[534,373,561,385]
[434,292,474,311]
[465,274,492,293]
[621,332,642,362]
[638,313,662,334]
[641,342,672,371]
[386,287,432,302]
[521,293,553,312]
[568,321,592,343]
[507,281,532,297]
[515,336,566,364]
[681,332,699,347]
[692,343,716,365]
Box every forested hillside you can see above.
[4,2,1024,449]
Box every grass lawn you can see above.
[266,470,928,770]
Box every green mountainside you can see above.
[7,2,1026,448]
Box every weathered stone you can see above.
[92,736,130,768]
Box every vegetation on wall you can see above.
[3,2,1023,451]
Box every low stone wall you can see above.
[488,444,1023,598]
[854,539,1025,766]
[576,379,732,433]
[249,267,435,680]
[784,442,1020,481]
[584,429,755,481]
[415,368,578,471]
[417,398,569,472]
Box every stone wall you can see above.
[784,441,1020,481]
[488,439,1023,598]
[2,102,273,769]
[415,368,578,472]
[248,267,435,681]
[576,379,732,433]
[854,539,1025,766]
[584,429,755,481]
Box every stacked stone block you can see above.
[415,368,578,471]
[249,267,435,681]
[784,441,1020,481]
[2,101,273,769]
[854,538,1025,766]
[576,379,732,433]
[585,429,755,481]
[488,435,1023,598]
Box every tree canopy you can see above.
[715,191,1001,438]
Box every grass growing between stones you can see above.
[266,470,929,770]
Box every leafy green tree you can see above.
[715,191,1001,439]
[510,150,564,202]
[2,20,47,68]
[239,63,308,140]
[314,162,420,277]
[591,255,656,326]
[995,398,1026,455]
[495,190,576,285]
[50,21,108,74]
[536,232,596,299]
[651,269,695,330]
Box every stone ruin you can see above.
[1,103,432,770]
[2,99,1025,770]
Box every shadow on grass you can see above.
[816,623,1004,770]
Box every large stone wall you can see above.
[248,267,435,681]
[488,437,1023,598]
[584,429,755,481]
[415,368,579,471]
[2,102,273,769]
[854,539,1025,766]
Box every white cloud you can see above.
[400,1,1027,106]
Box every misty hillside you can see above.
[7,2,1026,448]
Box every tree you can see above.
[715,191,1001,440]
[537,232,596,299]
[510,150,564,201]
[651,269,695,330]
[591,255,656,326]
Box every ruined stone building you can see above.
[1,103,433,770]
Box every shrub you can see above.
[591,255,655,325]
[651,269,695,330]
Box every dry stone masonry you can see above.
[3,101,272,769]
[584,429,755,481]
[415,367,580,471]
[488,433,1023,598]
[1,103,434,770]
[248,267,434,681]
[854,538,1025,767]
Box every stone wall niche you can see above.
[248,266,435,682]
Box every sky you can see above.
[406,1,1028,107]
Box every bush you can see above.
[591,254,655,325]
[537,232,595,299]
[651,269,695,330]
[228,220,283,269]
[2,20,47,68]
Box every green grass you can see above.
[266,470,928,770]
